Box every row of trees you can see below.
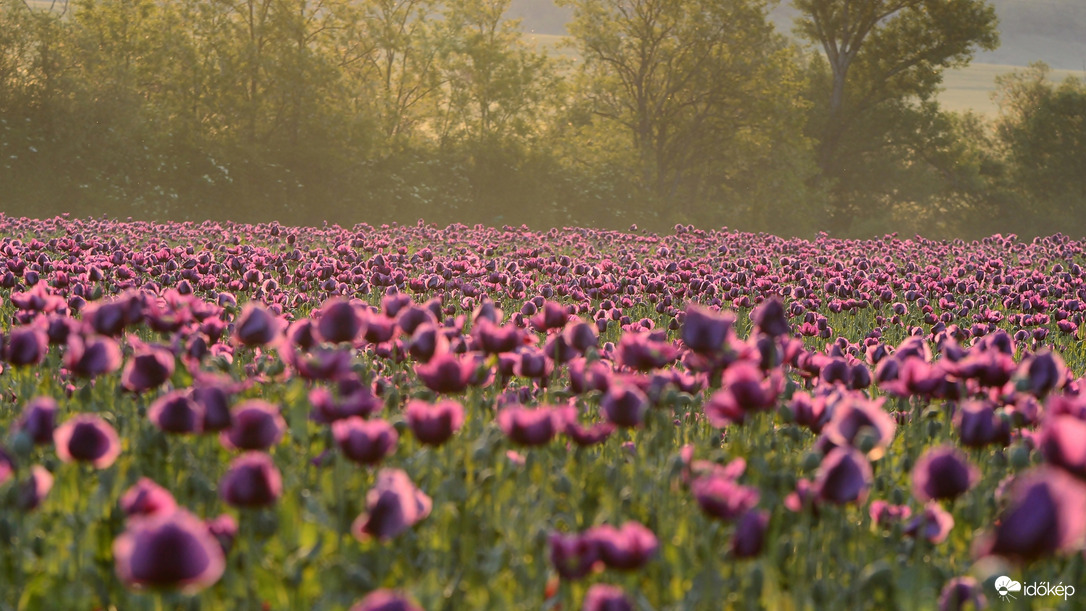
[0,0,1082,237]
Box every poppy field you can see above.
[2,215,1086,610]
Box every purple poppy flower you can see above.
[531,301,569,332]
[205,514,238,555]
[352,469,432,542]
[1039,414,1086,479]
[549,531,602,580]
[219,452,283,508]
[221,401,285,450]
[17,465,54,511]
[904,503,955,544]
[65,335,123,378]
[148,391,204,435]
[912,446,978,502]
[414,351,473,393]
[193,384,233,432]
[0,447,13,486]
[405,400,464,446]
[83,301,131,337]
[349,590,423,611]
[363,313,397,345]
[121,344,175,393]
[113,509,226,593]
[120,478,178,518]
[954,400,1010,448]
[681,305,735,355]
[731,510,770,558]
[691,475,760,521]
[705,362,782,426]
[3,327,47,366]
[332,417,399,465]
[616,332,679,371]
[496,405,571,446]
[588,522,658,571]
[232,303,283,347]
[582,584,633,611]
[17,396,57,445]
[820,395,897,460]
[869,500,912,527]
[938,577,987,611]
[515,347,553,379]
[564,420,616,446]
[600,382,649,428]
[814,447,871,505]
[562,320,599,353]
[1016,350,1067,397]
[751,298,790,336]
[975,467,1086,561]
[316,298,364,344]
[54,414,121,469]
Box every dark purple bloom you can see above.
[332,417,399,465]
[549,531,601,580]
[83,301,129,336]
[219,452,283,508]
[616,332,678,371]
[869,500,912,527]
[600,382,649,428]
[17,465,53,511]
[530,301,569,332]
[690,475,760,521]
[582,584,633,611]
[912,446,978,502]
[3,327,47,366]
[193,384,233,432]
[820,395,896,460]
[0,447,13,486]
[731,510,769,558]
[65,335,123,378]
[221,401,285,450]
[1016,350,1067,397]
[975,467,1086,561]
[113,509,226,593]
[352,469,432,542]
[316,298,365,344]
[938,577,987,611]
[414,351,473,393]
[496,405,571,446]
[562,320,599,353]
[54,414,121,468]
[148,391,204,435]
[814,447,871,505]
[588,522,658,571]
[349,590,423,611]
[120,478,178,518]
[564,420,616,446]
[954,400,1010,448]
[904,502,955,544]
[121,344,175,393]
[17,396,57,445]
[405,400,464,446]
[705,362,782,426]
[1039,414,1086,479]
[681,305,735,355]
[232,303,283,347]
[205,514,238,555]
[751,298,790,336]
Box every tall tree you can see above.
[557,0,814,229]
[793,0,999,231]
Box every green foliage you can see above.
[993,62,1086,236]
[794,0,1000,234]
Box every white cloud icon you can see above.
[995,576,1022,597]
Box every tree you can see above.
[994,62,1086,236]
[793,0,999,231]
[557,0,815,230]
